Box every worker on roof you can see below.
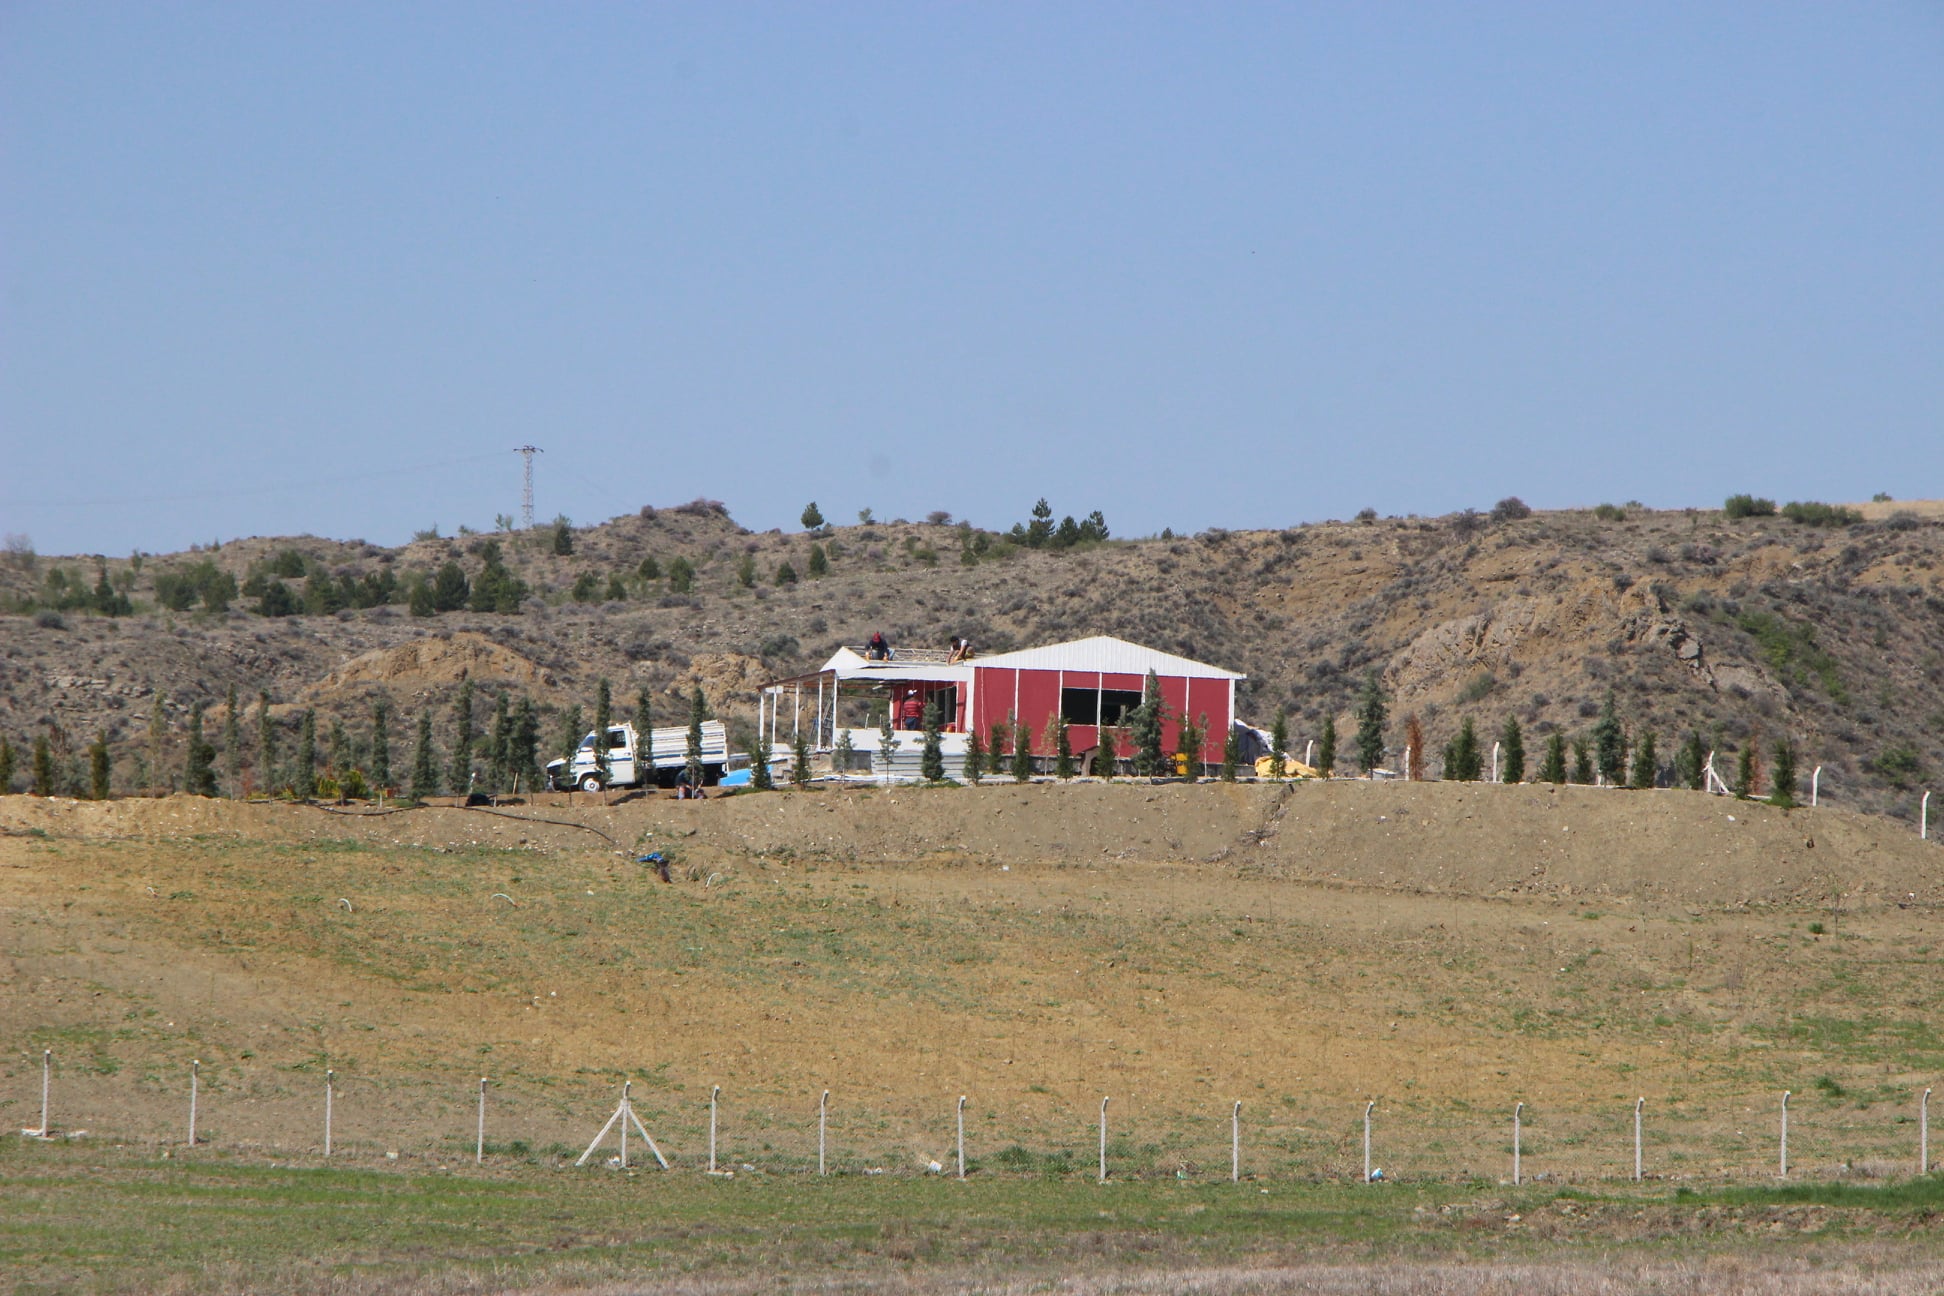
[866,631,892,661]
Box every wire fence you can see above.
[11,1049,1934,1187]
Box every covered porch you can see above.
[756,646,974,782]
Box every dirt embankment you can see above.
[4,779,1937,913]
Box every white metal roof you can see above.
[968,635,1244,681]
[786,646,973,687]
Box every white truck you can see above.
[545,720,731,792]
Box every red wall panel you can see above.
[1016,670,1061,752]
[1188,678,1230,759]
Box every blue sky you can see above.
[3,3,1940,556]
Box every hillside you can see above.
[4,780,1942,1179]
[1,498,1940,820]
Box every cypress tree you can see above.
[753,736,776,790]
[223,686,241,798]
[89,733,111,800]
[411,712,438,800]
[1268,709,1289,780]
[880,706,898,782]
[0,736,13,793]
[1176,713,1205,780]
[1316,714,1337,777]
[1219,720,1239,782]
[792,726,813,787]
[987,720,1009,776]
[257,690,278,796]
[807,544,828,578]
[1130,669,1166,777]
[33,735,53,796]
[1593,691,1626,786]
[1499,716,1525,784]
[921,700,945,782]
[962,729,984,784]
[450,679,476,794]
[633,690,654,777]
[1052,712,1074,779]
[371,699,391,793]
[1355,673,1387,774]
[1541,732,1567,784]
[1630,731,1659,789]
[1676,731,1708,791]
[186,704,217,796]
[294,709,317,800]
[685,688,706,790]
[1096,725,1120,777]
[1443,717,1482,781]
[832,728,855,779]
[590,678,611,786]
[559,705,585,762]
[1572,737,1594,785]
[488,693,512,791]
[1770,737,1798,808]
[511,696,539,793]
[328,719,348,779]
[1011,719,1033,782]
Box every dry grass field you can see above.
[3,779,1942,1292]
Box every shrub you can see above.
[1442,718,1482,781]
[1593,503,1626,521]
[550,518,574,555]
[1593,691,1626,785]
[1769,737,1798,808]
[668,557,695,593]
[1490,497,1532,522]
[571,571,602,602]
[1780,500,1863,528]
[1541,732,1567,784]
[1315,714,1336,777]
[1499,716,1524,783]
[1630,731,1658,789]
[1724,494,1776,519]
[774,560,798,586]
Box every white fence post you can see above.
[36,1048,50,1137]
[1098,1097,1111,1183]
[1779,1091,1790,1178]
[819,1089,828,1176]
[1921,1087,1930,1177]
[1492,741,1501,783]
[189,1060,200,1147]
[476,1077,487,1165]
[1633,1097,1644,1182]
[1513,1102,1523,1186]
[1232,1100,1242,1183]
[324,1069,334,1158]
[1363,1100,1375,1182]
[710,1085,720,1174]
[1811,765,1822,807]
[957,1096,967,1180]
[1923,790,1932,841]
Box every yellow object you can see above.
[1254,754,1319,780]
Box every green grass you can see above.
[4,1140,1942,1295]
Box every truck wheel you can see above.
[579,773,604,793]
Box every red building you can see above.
[756,634,1245,774]
[966,635,1243,763]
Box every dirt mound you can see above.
[304,631,554,700]
[6,779,1937,914]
